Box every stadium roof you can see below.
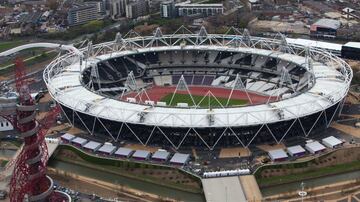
[305,141,326,153]
[268,149,288,160]
[71,137,88,145]
[114,147,133,157]
[98,144,117,154]
[47,45,349,128]
[61,133,75,141]
[170,153,190,164]
[312,19,341,30]
[151,151,170,160]
[83,141,102,150]
[322,136,342,148]
[287,145,306,156]
[343,42,360,49]
[133,150,151,159]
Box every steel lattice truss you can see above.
[43,26,353,150]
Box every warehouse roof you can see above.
[268,149,288,160]
[305,141,326,152]
[98,144,116,154]
[71,137,88,145]
[170,153,190,164]
[133,150,151,159]
[115,147,133,156]
[152,151,170,160]
[287,145,306,155]
[61,133,75,141]
[83,141,102,150]
[343,42,360,49]
[322,136,342,147]
[312,19,341,30]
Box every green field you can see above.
[160,93,247,107]
[0,40,27,53]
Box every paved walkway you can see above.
[239,175,262,202]
[202,175,262,202]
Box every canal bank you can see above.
[48,160,205,202]
[49,144,205,201]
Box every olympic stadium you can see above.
[43,27,352,150]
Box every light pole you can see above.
[298,181,307,202]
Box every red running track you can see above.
[121,85,277,105]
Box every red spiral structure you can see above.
[8,59,65,201]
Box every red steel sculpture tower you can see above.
[8,58,62,201]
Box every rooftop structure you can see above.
[322,136,343,148]
[114,147,133,158]
[71,137,88,146]
[268,149,288,161]
[151,150,170,161]
[98,144,117,154]
[60,133,75,142]
[305,141,326,154]
[170,153,190,165]
[287,145,306,157]
[132,150,151,159]
[83,141,102,151]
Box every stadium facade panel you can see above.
[44,27,352,149]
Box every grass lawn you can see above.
[0,40,27,53]
[160,93,247,107]
[256,159,360,187]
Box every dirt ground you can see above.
[124,143,160,153]
[257,143,286,152]
[219,147,251,158]
[331,122,360,138]
[66,127,85,135]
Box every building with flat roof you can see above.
[60,133,75,143]
[125,0,149,19]
[98,144,117,155]
[310,19,341,38]
[287,145,306,157]
[305,141,326,154]
[175,1,223,17]
[268,149,288,161]
[114,147,133,158]
[110,0,128,19]
[132,150,151,160]
[151,150,170,161]
[170,153,190,165]
[67,4,100,26]
[71,137,88,147]
[342,42,360,60]
[322,136,343,149]
[83,141,102,152]
[160,0,175,18]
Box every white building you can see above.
[0,117,13,132]
[305,141,326,154]
[322,136,343,149]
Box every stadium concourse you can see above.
[44,26,352,150]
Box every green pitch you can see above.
[160,93,247,107]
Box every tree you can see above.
[47,0,59,11]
